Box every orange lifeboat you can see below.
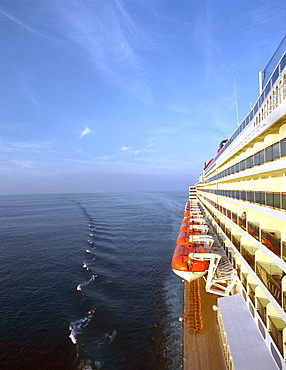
[172,200,211,282]
[176,231,189,245]
[172,244,208,272]
[171,243,210,282]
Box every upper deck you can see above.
[201,37,286,182]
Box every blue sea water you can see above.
[0,191,185,369]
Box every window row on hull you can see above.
[199,188,286,211]
[207,137,286,183]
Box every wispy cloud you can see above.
[0,7,52,40]
[51,0,154,104]
[93,155,112,161]
[0,139,53,154]
[79,126,91,139]
[120,146,153,155]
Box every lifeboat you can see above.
[172,200,213,282]
[171,243,209,282]
[176,231,189,245]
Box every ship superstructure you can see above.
[174,38,286,369]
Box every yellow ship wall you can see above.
[196,57,286,366]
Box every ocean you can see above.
[0,191,186,370]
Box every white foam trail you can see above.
[77,275,97,291]
[88,307,96,315]
[69,313,94,345]
[69,329,77,344]
[90,274,97,281]
[108,329,117,343]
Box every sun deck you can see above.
[218,293,279,370]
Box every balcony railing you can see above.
[238,216,246,230]
[268,316,284,355]
[256,262,282,305]
[248,284,256,305]
[261,229,281,257]
[202,195,284,259]
[256,297,267,325]
[248,221,260,241]
[241,246,255,270]
[231,235,241,252]
[199,188,286,212]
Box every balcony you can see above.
[256,262,282,306]
[238,216,246,230]
[268,316,284,355]
[261,229,281,257]
[241,245,255,270]
[248,221,260,241]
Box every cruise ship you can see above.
[173,37,286,369]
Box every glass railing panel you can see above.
[256,297,267,324]
[272,143,280,160]
[282,193,286,210]
[260,191,266,205]
[265,146,273,162]
[266,192,274,207]
[232,235,241,251]
[246,156,254,168]
[238,216,246,230]
[226,228,231,239]
[282,241,286,262]
[241,273,247,289]
[248,285,255,304]
[231,212,237,224]
[248,221,260,240]
[268,317,284,355]
[281,138,286,157]
[261,229,281,256]
[248,191,254,203]
[273,193,281,208]
[254,150,265,165]
[256,262,282,305]
[240,160,246,171]
[241,246,255,269]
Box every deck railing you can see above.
[256,262,282,305]
[256,297,267,325]
[268,316,284,355]
[241,246,255,270]
[261,229,281,256]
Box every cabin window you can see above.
[266,192,274,207]
[282,193,286,210]
[273,193,281,208]
[248,191,254,203]
[273,143,280,159]
[265,146,273,162]
[280,138,286,157]
[254,150,265,165]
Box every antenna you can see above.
[233,77,239,126]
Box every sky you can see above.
[0,0,285,195]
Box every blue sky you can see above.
[0,0,285,194]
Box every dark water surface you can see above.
[0,191,185,369]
